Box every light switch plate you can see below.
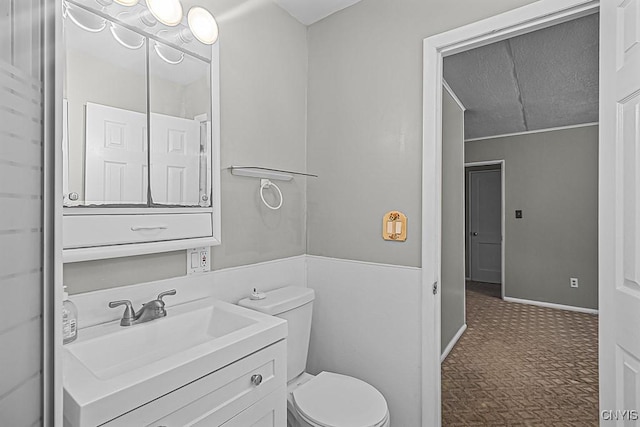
[187,247,210,275]
[382,211,407,241]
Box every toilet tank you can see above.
[238,286,315,382]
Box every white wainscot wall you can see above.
[305,256,423,427]
[70,254,423,427]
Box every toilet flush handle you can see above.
[251,374,263,386]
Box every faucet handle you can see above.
[108,300,135,323]
[157,289,177,303]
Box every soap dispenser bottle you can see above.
[62,286,78,344]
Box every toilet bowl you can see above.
[287,372,389,427]
[238,286,390,427]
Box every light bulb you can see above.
[113,0,139,5]
[147,0,183,26]
[187,7,218,45]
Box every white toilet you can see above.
[239,286,390,427]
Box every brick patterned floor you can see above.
[441,281,599,426]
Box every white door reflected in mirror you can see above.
[85,103,147,204]
[83,103,206,206]
[150,112,201,205]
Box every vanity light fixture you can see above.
[157,28,193,45]
[117,9,157,28]
[146,0,183,26]
[65,0,218,49]
[187,7,218,45]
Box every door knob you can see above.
[251,374,263,386]
[472,232,478,236]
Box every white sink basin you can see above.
[68,300,258,380]
[63,297,286,426]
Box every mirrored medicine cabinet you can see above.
[61,0,221,262]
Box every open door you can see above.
[599,0,640,421]
[424,2,602,426]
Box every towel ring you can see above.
[260,179,283,210]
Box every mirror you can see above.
[149,41,211,206]
[63,3,148,205]
[63,2,212,207]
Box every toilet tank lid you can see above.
[238,286,315,315]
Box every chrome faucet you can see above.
[109,289,177,326]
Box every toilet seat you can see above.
[292,372,389,427]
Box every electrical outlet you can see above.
[200,250,208,268]
[570,278,579,288]
[187,247,210,275]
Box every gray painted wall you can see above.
[64,1,308,294]
[304,2,536,425]
[305,0,537,267]
[464,126,599,309]
[441,90,466,352]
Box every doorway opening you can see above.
[440,12,599,424]
[423,1,603,425]
[465,162,504,296]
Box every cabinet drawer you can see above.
[103,340,286,427]
[63,213,213,248]
[219,387,286,427]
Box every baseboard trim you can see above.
[503,297,598,315]
[441,323,467,363]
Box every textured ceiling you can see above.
[443,13,599,140]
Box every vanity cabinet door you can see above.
[219,387,287,427]
[102,340,286,427]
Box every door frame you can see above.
[45,0,64,423]
[420,1,600,425]
[465,160,505,299]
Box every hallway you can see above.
[441,281,599,426]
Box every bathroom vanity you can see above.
[63,297,287,426]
